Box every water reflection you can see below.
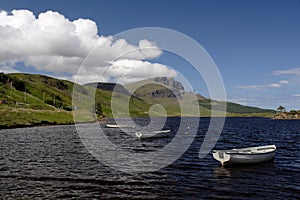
[213,160,276,179]
[213,166,232,177]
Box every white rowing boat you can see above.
[212,145,276,166]
[152,130,171,134]
[135,129,171,139]
[105,124,135,128]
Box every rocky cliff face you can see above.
[131,77,185,99]
[150,88,179,98]
[153,77,185,92]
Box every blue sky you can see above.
[1,0,300,110]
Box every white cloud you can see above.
[272,67,300,76]
[278,80,289,84]
[227,97,259,106]
[73,59,177,84]
[0,9,165,82]
[293,94,300,97]
[107,59,176,84]
[267,83,282,88]
[0,65,20,74]
[237,80,289,90]
[237,85,264,90]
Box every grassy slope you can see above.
[0,107,73,128]
[0,73,76,128]
[94,87,152,118]
[9,73,74,110]
[198,98,276,117]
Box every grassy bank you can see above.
[0,108,74,129]
[0,107,275,130]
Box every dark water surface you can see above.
[0,118,299,199]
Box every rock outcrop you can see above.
[153,77,185,93]
[273,112,300,119]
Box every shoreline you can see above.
[271,118,300,120]
[0,116,275,130]
[0,118,107,130]
[0,120,109,130]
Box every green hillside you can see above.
[0,73,276,128]
[198,98,276,117]
[0,73,152,128]
[0,73,74,128]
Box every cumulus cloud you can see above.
[107,59,177,84]
[0,9,171,84]
[73,59,177,84]
[237,80,289,90]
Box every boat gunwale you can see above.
[213,145,276,155]
[226,150,276,155]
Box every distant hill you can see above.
[197,98,276,115]
[85,82,131,96]
[125,77,276,117]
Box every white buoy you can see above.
[135,132,143,139]
[185,126,190,134]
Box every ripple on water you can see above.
[0,118,299,199]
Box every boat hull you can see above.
[223,151,275,166]
[105,124,135,128]
[213,145,276,166]
[136,130,171,139]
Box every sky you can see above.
[0,0,300,110]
